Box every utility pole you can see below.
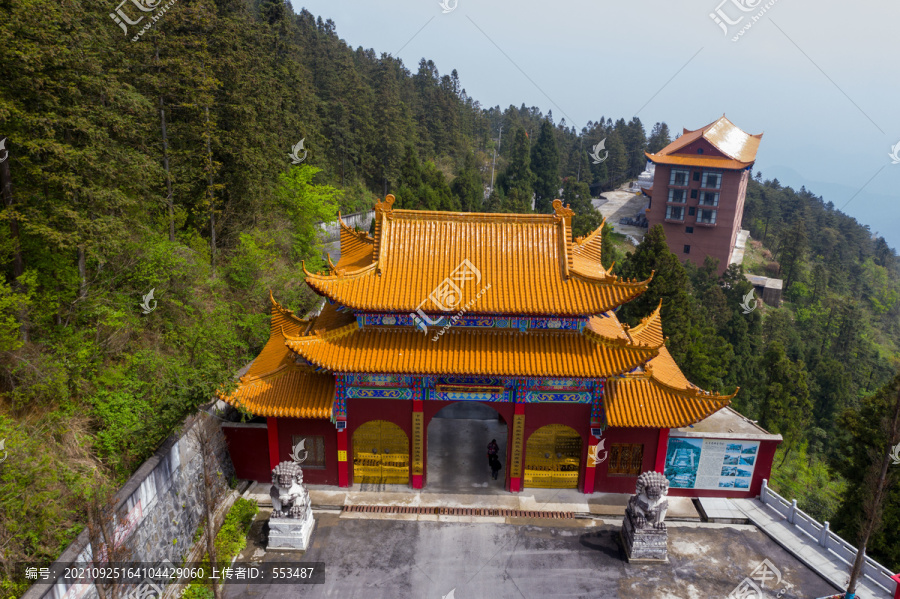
[489,125,502,195]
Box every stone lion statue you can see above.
[269,461,310,519]
[626,471,669,530]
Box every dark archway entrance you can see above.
[426,402,507,492]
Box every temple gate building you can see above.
[221,196,779,497]
[644,116,762,274]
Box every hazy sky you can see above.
[296,0,900,249]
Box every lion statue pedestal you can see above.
[621,471,669,562]
[267,461,315,551]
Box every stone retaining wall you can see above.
[23,406,236,599]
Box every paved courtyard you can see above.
[222,512,839,599]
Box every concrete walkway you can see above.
[732,498,893,599]
[729,229,751,266]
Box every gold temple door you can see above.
[352,420,409,484]
[524,424,581,488]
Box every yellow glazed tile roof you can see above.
[647,115,762,169]
[605,345,736,427]
[624,301,664,347]
[304,198,650,316]
[244,293,310,378]
[332,214,375,271]
[644,154,751,170]
[606,376,734,428]
[226,364,334,419]
[284,322,662,378]
[221,294,333,419]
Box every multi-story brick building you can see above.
[644,116,762,273]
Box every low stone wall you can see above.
[23,406,236,599]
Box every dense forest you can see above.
[1,0,898,595]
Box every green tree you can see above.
[275,164,342,268]
[760,341,812,461]
[531,120,560,213]
[647,122,672,153]
[451,152,484,212]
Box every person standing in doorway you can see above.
[486,439,499,467]
[489,453,502,480]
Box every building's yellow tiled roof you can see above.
[644,154,752,170]
[647,115,762,169]
[333,214,374,271]
[571,220,609,276]
[284,321,662,378]
[220,294,333,419]
[606,376,734,428]
[606,345,735,427]
[303,198,650,316]
[226,364,334,419]
[308,300,357,334]
[625,300,664,347]
[244,292,310,378]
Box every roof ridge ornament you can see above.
[552,199,575,218]
[374,194,395,215]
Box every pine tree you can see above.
[530,120,560,213]
[647,122,672,154]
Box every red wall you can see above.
[222,423,270,483]
[666,438,780,499]
[646,147,750,274]
[521,402,591,490]
[591,426,662,494]
[274,417,340,485]
[345,396,414,487]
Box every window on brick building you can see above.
[670,169,690,186]
[685,227,693,234]
[683,245,691,254]
[702,172,721,188]
[668,189,687,203]
[665,205,685,221]
[697,209,717,225]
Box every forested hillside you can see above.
[1,0,898,594]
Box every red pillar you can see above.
[267,417,280,471]
[411,399,424,489]
[337,426,349,487]
[655,428,670,473]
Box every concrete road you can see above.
[223,513,839,599]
